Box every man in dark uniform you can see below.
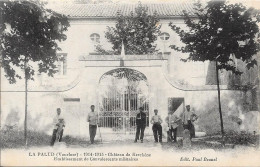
[134,107,146,143]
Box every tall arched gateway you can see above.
[98,68,149,134]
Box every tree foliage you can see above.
[169,0,259,75]
[0,0,70,83]
[96,3,161,55]
[169,0,259,146]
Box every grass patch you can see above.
[0,130,85,149]
[1,130,50,149]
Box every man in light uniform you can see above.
[150,109,163,143]
[182,105,198,139]
[165,111,180,143]
[87,105,99,144]
[50,108,65,146]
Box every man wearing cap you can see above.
[150,109,163,143]
[87,105,99,144]
[134,107,146,143]
[50,108,65,146]
[182,105,198,139]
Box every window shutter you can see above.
[63,54,67,75]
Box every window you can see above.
[159,32,170,41]
[90,33,100,43]
[57,53,67,75]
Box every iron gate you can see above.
[98,68,149,134]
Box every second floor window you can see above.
[57,53,67,75]
[159,32,170,41]
[90,33,100,43]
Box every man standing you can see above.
[87,105,99,144]
[165,111,180,142]
[51,108,65,146]
[134,107,146,143]
[182,105,198,139]
[150,109,163,143]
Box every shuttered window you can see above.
[57,53,67,75]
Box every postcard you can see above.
[1,0,259,166]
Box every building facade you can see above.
[1,2,259,138]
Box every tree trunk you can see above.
[24,61,28,147]
[215,61,225,146]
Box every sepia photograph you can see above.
[0,0,260,166]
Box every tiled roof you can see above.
[54,3,195,18]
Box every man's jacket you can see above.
[136,112,146,126]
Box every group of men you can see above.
[135,105,198,143]
[51,105,197,146]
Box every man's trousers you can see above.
[89,125,97,144]
[183,120,195,139]
[135,125,145,141]
[50,129,63,146]
[167,127,177,142]
[152,123,162,142]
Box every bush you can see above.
[196,91,246,135]
[225,130,258,145]
[203,130,259,146]
[198,107,240,135]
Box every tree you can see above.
[169,0,259,145]
[0,0,69,146]
[96,3,161,55]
